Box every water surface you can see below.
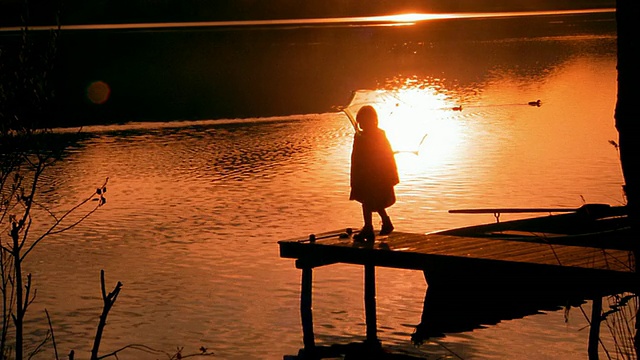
[18,10,632,359]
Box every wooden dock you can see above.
[280,228,636,273]
[278,227,637,357]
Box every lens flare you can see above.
[87,81,111,104]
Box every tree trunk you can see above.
[616,1,640,215]
[615,2,640,354]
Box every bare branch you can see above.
[30,199,59,222]
[100,270,107,300]
[47,203,101,236]
[95,344,215,360]
[19,215,33,250]
[14,161,43,237]
[45,308,60,360]
[96,344,170,359]
[21,177,108,261]
[178,349,216,359]
[27,328,52,360]
[27,288,37,309]
[0,177,22,225]
[91,270,122,360]
[22,273,31,312]
[20,199,96,261]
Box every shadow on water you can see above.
[285,268,638,359]
[412,271,637,344]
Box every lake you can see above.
[11,9,635,360]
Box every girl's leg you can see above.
[378,208,394,235]
[354,204,375,241]
[362,204,374,229]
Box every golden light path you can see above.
[0,8,614,32]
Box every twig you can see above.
[45,308,60,360]
[435,341,465,360]
[90,270,122,360]
[21,177,108,261]
[96,344,168,359]
[27,329,52,360]
[95,344,215,360]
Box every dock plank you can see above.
[279,229,636,275]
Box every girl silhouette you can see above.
[349,105,399,242]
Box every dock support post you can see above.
[301,266,315,351]
[364,264,379,346]
[588,296,602,360]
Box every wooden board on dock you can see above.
[278,228,637,287]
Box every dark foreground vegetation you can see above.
[1,8,215,360]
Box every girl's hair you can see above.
[356,105,378,130]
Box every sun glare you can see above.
[344,85,462,173]
[346,87,459,148]
[377,13,456,23]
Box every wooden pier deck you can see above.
[278,226,637,357]
[279,228,636,274]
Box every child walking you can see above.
[349,105,399,242]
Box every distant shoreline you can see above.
[0,8,615,32]
[0,9,617,128]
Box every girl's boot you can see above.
[380,216,394,235]
[354,225,375,242]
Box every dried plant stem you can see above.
[90,270,122,360]
[45,309,59,360]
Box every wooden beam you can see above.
[588,297,602,360]
[300,267,315,350]
[364,264,379,345]
[295,258,338,269]
[449,208,576,214]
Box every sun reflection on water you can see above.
[343,83,463,177]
